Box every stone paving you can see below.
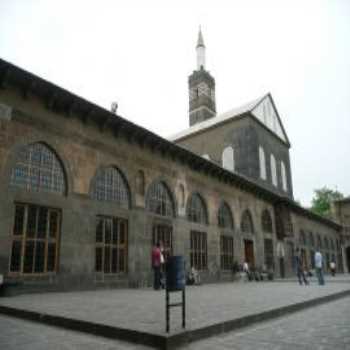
[0,275,349,336]
[1,294,350,349]
[184,296,350,350]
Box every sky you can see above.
[0,0,349,206]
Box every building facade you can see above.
[0,32,344,294]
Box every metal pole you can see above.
[182,288,186,329]
[166,289,170,332]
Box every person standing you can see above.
[330,261,336,276]
[315,250,325,285]
[152,242,161,290]
[295,248,308,285]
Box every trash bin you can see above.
[166,256,185,291]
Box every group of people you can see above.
[151,242,201,290]
[295,248,336,286]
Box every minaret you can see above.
[188,28,216,126]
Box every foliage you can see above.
[311,187,344,217]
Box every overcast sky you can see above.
[1,0,349,206]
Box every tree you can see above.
[311,187,344,217]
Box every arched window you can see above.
[259,146,266,180]
[146,181,175,217]
[136,170,145,195]
[218,202,234,229]
[222,146,234,171]
[309,232,315,247]
[261,210,273,233]
[91,167,130,209]
[187,193,208,224]
[10,142,66,195]
[241,210,254,234]
[281,161,287,191]
[299,230,307,246]
[270,154,277,187]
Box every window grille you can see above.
[9,203,60,274]
[190,231,207,270]
[95,216,128,274]
[91,167,129,208]
[146,182,174,217]
[220,236,234,270]
[10,143,66,194]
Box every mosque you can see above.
[0,30,348,294]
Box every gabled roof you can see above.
[169,93,290,145]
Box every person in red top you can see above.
[152,242,161,290]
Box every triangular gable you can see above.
[251,94,289,144]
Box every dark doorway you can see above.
[346,247,350,274]
[279,258,285,278]
[244,239,255,268]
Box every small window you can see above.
[259,146,266,180]
[222,146,234,171]
[281,161,287,191]
[270,154,277,187]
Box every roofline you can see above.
[172,93,290,147]
[0,58,339,231]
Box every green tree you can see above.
[311,187,344,217]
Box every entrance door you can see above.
[152,225,172,260]
[244,239,255,268]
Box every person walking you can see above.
[314,250,325,285]
[295,248,308,285]
[152,242,161,290]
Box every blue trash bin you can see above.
[166,256,185,291]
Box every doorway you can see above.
[244,239,255,268]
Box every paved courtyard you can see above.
[0,275,349,336]
[1,294,350,349]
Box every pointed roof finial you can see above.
[197,26,205,48]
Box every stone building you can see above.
[0,30,344,294]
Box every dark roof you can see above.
[0,58,340,231]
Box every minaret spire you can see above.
[188,28,216,126]
[196,26,206,70]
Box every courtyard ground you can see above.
[0,274,349,349]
